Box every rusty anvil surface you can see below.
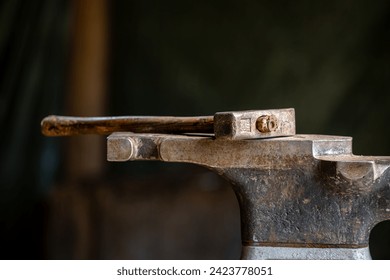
[107,133,390,259]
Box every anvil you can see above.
[42,109,390,259]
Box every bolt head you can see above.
[256,115,278,133]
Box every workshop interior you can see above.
[1,0,390,259]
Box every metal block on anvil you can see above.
[213,108,295,140]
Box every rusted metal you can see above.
[107,132,390,259]
[41,115,214,136]
[256,115,278,133]
[41,108,295,140]
[213,109,294,140]
[41,108,390,259]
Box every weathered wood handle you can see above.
[41,115,214,136]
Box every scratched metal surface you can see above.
[108,133,390,252]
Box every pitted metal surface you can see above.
[241,246,372,260]
[107,132,390,259]
[213,108,295,140]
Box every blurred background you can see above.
[1,0,390,259]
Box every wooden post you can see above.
[66,0,108,181]
[61,0,108,259]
